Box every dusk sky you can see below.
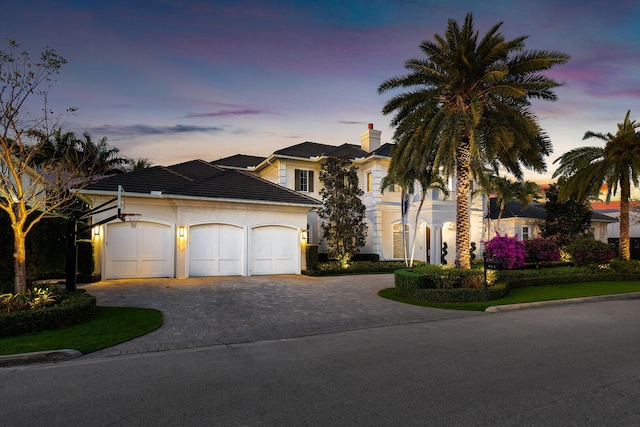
[5,0,640,182]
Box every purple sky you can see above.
[5,0,640,182]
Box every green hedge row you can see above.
[394,264,640,304]
[0,290,97,337]
[303,260,410,276]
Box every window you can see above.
[393,223,409,259]
[295,169,314,192]
[366,172,373,192]
[522,226,529,240]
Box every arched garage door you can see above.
[189,224,243,276]
[251,226,299,275]
[105,221,173,279]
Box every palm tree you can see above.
[553,110,640,260]
[378,13,568,268]
[129,157,153,170]
[78,132,129,176]
[381,162,448,267]
[492,177,539,233]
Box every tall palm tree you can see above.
[553,110,640,260]
[378,13,568,268]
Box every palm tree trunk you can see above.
[455,137,472,269]
[409,194,426,267]
[619,175,631,260]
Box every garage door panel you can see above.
[189,224,243,276]
[251,226,298,275]
[105,221,173,279]
[107,226,138,260]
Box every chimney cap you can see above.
[368,123,374,130]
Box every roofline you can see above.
[78,189,322,209]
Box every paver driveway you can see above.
[81,274,480,358]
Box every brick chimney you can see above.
[361,123,381,152]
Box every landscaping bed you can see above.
[394,260,640,304]
[0,290,96,338]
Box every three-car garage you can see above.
[102,220,303,279]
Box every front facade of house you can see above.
[82,160,320,279]
[213,124,486,265]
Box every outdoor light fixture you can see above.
[301,230,308,243]
[178,226,186,239]
[93,226,101,237]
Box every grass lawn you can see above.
[379,280,640,311]
[0,306,163,356]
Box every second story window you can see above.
[366,172,373,192]
[295,169,314,192]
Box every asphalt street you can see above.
[2,297,640,426]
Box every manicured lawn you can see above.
[379,281,640,311]
[0,306,163,355]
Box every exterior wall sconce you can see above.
[178,226,186,239]
[301,230,308,243]
[93,226,101,238]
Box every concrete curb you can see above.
[0,349,82,368]
[485,292,640,313]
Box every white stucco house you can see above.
[81,160,321,279]
[81,124,486,279]
[212,124,485,266]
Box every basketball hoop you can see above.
[121,213,141,229]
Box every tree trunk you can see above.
[455,138,471,269]
[13,226,27,293]
[409,194,426,267]
[619,176,631,261]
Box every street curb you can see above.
[0,349,82,367]
[485,292,640,313]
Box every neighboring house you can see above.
[592,201,640,259]
[487,199,617,242]
[81,160,321,279]
[214,124,485,265]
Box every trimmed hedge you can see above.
[394,263,640,304]
[317,253,380,263]
[0,290,96,337]
[303,260,409,276]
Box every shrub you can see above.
[412,264,484,289]
[483,233,525,270]
[524,237,561,265]
[566,237,616,266]
[303,260,408,276]
[0,290,96,337]
[609,258,640,274]
[0,285,64,313]
[305,245,319,271]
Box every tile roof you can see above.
[273,141,369,159]
[82,160,321,206]
[210,154,266,169]
[489,199,617,222]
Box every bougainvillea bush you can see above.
[524,237,561,265]
[483,232,525,270]
[566,237,616,266]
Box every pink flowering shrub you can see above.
[566,237,616,266]
[524,238,561,265]
[483,232,525,270]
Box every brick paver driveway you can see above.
[81,274,480,357]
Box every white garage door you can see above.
[105,221,173,279]
[251,226,299,275]
[189,224,244,276]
